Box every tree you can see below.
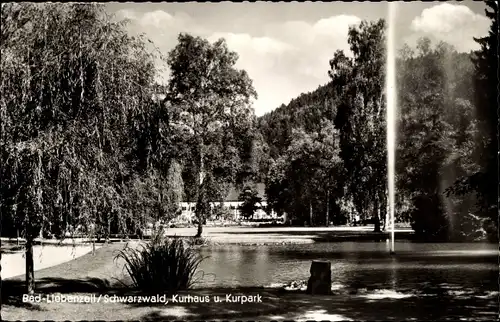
[397,38,452,240]
[329,20,387,232]
[396,38,483,241]
[235,128,270,186]
[447,1,498,242]
[238,186,262,219]
[164,160,185,219]
[0,3,158,293]
[164,33,257,237]
[124,88,189,233]
[265,119,343,226]
[265,157,290,219]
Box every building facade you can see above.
[178,183,277,222]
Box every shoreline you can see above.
[2,231,495,247]
[1,226,415,248]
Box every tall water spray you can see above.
[386,2,397,255]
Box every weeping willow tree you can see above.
[0,3,160,293]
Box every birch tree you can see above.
[165,33,257,237]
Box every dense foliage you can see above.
[445,1,499,242]
[0,3,165,293]
[258,83,337,159]
[266,120,344,225]
[395,41,475,240]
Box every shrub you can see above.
[185,236,210,246]
[213,205,234,221]
[116,229,205,294]
[410,194,449,241]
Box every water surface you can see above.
[195,241,497,297]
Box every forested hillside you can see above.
[256,5,498,242]
[257,82,337,159]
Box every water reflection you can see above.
[390,256,398,290]
[196,242,497,296]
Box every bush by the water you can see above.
[185,236,210,246]
[116,230,205,294]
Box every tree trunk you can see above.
[325,190,330,227]
[384,188,389,231]
[195,222,203,238]
[373,192,381,232]
[106,216,110,243]
[376,202,382,232]
[195,148,205,238]
[374,216,381,232]
[25,237,35,294]
[309,201,313,227]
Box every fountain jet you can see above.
[386,2,397,255]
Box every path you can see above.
[1,242,102,279]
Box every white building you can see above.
[179,183,277,222]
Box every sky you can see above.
[106,1,490,116]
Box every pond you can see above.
[195,241,497,298]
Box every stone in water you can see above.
[306,260,332,295]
